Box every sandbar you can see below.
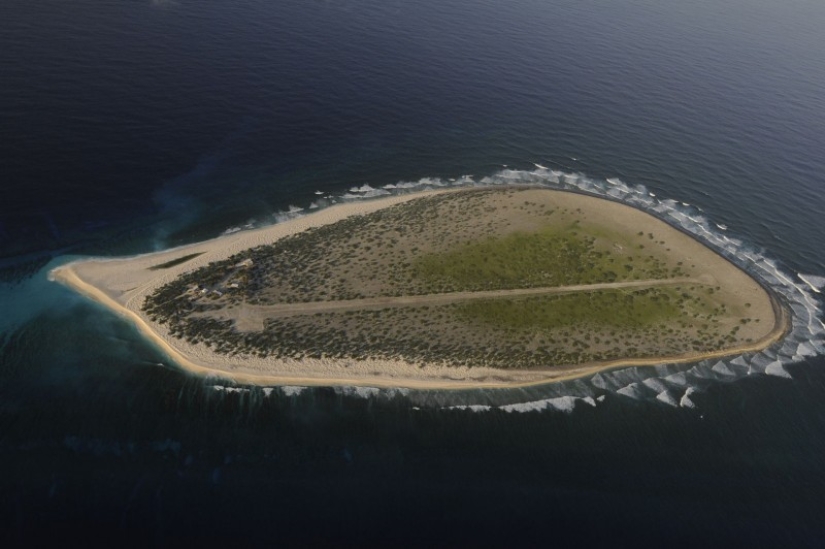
[50,187,788,389]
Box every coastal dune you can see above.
[50,187,788,389]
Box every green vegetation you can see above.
[140,187,767,371]
[143,188,683,305]
[152,283,744,369]
[148,253,204,271]
[456,288,682,330]
[412,226,671,291]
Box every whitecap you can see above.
[712,361,735,376]
[500,396,595,414]
[337,386,382,398]
[765,361,792,379]
[448,404,492,412]
[656,390,680,407]
[679,388,697,409]
[799,273,825,293]
[797,342,817,357]
[642,378,669,393]
[617,383,647,399]
[211,385,249,394]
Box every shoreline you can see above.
[49,187,790,389]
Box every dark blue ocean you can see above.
[2,0,825,546]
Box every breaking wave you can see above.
[207,167,824,413]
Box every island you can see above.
[50,187,788,388]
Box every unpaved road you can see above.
[222,276,711,330]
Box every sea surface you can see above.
[2,0,825,546]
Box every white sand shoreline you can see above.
[49,187,789,389]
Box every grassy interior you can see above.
[412,224,677,291]
[142,188,770,370]
[456,288,683,330]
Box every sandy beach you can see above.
[49,187,789,389]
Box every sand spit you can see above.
[50,187,788,389]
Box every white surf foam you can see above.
[712,361,735,376]
[500,396,596,414]
[663,372,688,386]
[796,342,817,357]
[799,273,825,293]
[679,388,698,409]
[448,404,493,412]
[211,385,249,394]
[642,378,669,393]
[656,390,680,407]
[280,386,306,397]
[617,383,647,400]
[338,386,382,398]
[765,361,792,379]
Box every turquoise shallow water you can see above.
[2,0,825,545]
